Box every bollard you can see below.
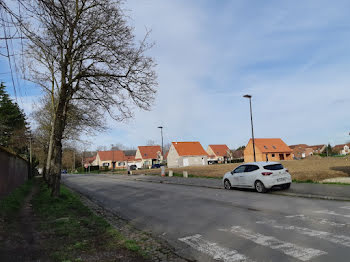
[161,166,165,177]
[169,170,173,177]
[183,171,188,178]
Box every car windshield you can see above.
[263,164,284,170]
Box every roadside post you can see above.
[161,166,165,177]
[183,171,188,178]
[169,170,173,177]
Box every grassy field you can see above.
[114,156,350,182]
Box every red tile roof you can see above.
[333,144,350,152]
[84,156,96,164]
[289,144,309,150]
[250,138,292,153]
[138,146,161,159]
[309,144,326,151]
[98,150,125,161]
[208,144,230,157]
[172,142,208,156]
[124,155,136,162]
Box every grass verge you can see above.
[0,179,33,219]
[32,178,147,262]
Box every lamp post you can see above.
[243,94,256,162]
[158,126,164,161]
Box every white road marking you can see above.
[179,234,253,262]
[285,214,347,227]
[218,226,326,261]
[314,210,350,218]
[340,206,350,210]
[257,219,350,247]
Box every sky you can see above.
[1,0,350,151]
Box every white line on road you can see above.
[285,214,347,227]
[257,219,350,248]
[218,226,326,261]
[340,206,350,210]
[314,210,350,218]
[179,234,253,262]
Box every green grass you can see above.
[32,179,146,261]
[0,179,33,219]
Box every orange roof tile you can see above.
[98,150,125,161]
[172,142,208,156]
[208,144,230,157]
[138,146,161,159]
[124,155,135,162]
[84,156,96,164]
[249,138,292,153]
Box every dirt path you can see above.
[0,183,49,262]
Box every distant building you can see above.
[309,144,326,154]
[167,142,208,168]
[135,146,162,168]
[289,144,313,159]
[333,144,350,155]
[244,138,292,162]
[206,144,232,163]
[94,150,127,169]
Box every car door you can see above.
[241,164,260,187]
[230,165,246,186]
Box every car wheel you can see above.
[224,179,232,190]
[283,183,291,190]
[255,180,267,193]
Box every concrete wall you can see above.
[0,146,28,198]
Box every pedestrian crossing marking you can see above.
[179,234,254,262]
[285,214,347,227]
[257,219,350,247]
[219,226,326,261]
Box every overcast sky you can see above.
[1,0,350,150]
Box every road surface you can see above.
[63,174,350,262]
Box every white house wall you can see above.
[167,145,180,168]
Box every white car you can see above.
[222,161,292,193]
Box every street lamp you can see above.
[243,94,256,162]
[158,126,164,161]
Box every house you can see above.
[333,144,350,155]
[135,145,162,168]
[167,141,208,168]
[289,144,313,159]
[83,155,96,166]
[244,138,293,162]
[206,144,232,163]
[309,144,326,154]
[94,150,127,169]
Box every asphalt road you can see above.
[62,174,350,262]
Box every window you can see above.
[272,154,275,157]
[264,164,284,170]
[102,162,109,167]
[264,145,268,149]
[233,165,246,173]
[272,146,276,149]
[245,165,259,172]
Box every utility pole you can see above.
[73,150,75,172]
[158,126,164,162]
[243,94,256,162]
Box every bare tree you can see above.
[6,0,157,196]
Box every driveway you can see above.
[63,174,350,262]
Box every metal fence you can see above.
[0,146,29,198]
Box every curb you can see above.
[271,191,350,201]
[133,178,350,201]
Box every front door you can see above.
[279,154,284,160]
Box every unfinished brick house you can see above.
[244,138,292,162]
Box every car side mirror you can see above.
[231,171,234,175]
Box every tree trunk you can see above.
[45,119,55,185]
[49,94,69,197]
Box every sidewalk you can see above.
[109,174,350,201]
